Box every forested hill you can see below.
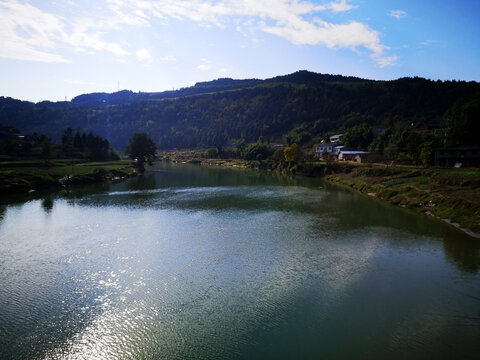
[1,70,479,150]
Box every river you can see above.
[0,162,479,359]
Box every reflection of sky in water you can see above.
[0,164,479,359]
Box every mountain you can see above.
[1,70,479,150]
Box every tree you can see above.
[40,137,52,161]
[343,123,373,149]
[284,143,301,163]
[444,93,480,146]
[125,133,157,172]
[241,142,272,160]
[204,147,219,158]
[419,141,434,167]
[284,129,312,146]
[61,127,74,146]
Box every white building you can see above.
[315,143,336,155]
[338,150,366,161]
[330,134,344,143]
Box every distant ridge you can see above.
[68,71,370,107]
[1,70,479,150]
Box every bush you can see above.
[204,147,219,158]
[241,142,272,160]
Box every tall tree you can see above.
[284,143,301,163]
[125,133,157,172]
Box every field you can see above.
[0,159,136,194]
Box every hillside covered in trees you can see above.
[1,71,479,154]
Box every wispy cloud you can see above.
[0,0,68,62]
[316,0,357,13]
[197,58,212,71]
[0,0,396,67]
[373,54,398,68]
[389,10,407,19]
[109,0,396,66]
[159,55,177,62]
[0,0,128,62]
[136,48,153,62]
[419,39,437,47]
[197,64,211,71]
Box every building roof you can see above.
[340,150,366,155]
[316,143,336,147]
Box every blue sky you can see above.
[1,0,479,102]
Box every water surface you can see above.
[0,163,479,359]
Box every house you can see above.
[330,134,344,143]
[338,150,366,161]
[333,145,348,156]
[315,143,336,155]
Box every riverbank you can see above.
[0,159,137,194]
[325,165,480,238]
[158,150,480,238]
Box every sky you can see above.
[1,0,479,102]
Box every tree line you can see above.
[0,71,478,165]
[0,126,119,162]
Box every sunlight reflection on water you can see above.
[0,163,479,359]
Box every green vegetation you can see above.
[0,127,135,194]
[0,70,478,235]
[283,143,301,164]
[125,133,157,172]
[1,71,479,157]
[0,159,135,194]
[325,165,480,236]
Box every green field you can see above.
[0,159,136,194]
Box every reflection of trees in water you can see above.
[126,174,157,191]
[41,198,54,214]
[61,183,112,202]
[0,205,5,222]
[149,162,308,188]
[320,185,480,274]
[443,238,480,274]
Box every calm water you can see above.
[0,163,479,359]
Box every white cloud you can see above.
[372,54,398,68]
[0,0,396,67]
[0,0,128,63]
[0,0,68,62]
[316,0,357,13]
[159,55,177,62]
[198,58,211,69]
[389,10,407,19]
[419,40,437,47]
[136,48,154,62]
[109,0,395,66]
[197,64,210,71]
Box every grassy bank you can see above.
[325,164,480,238]
[0,159,137,194]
